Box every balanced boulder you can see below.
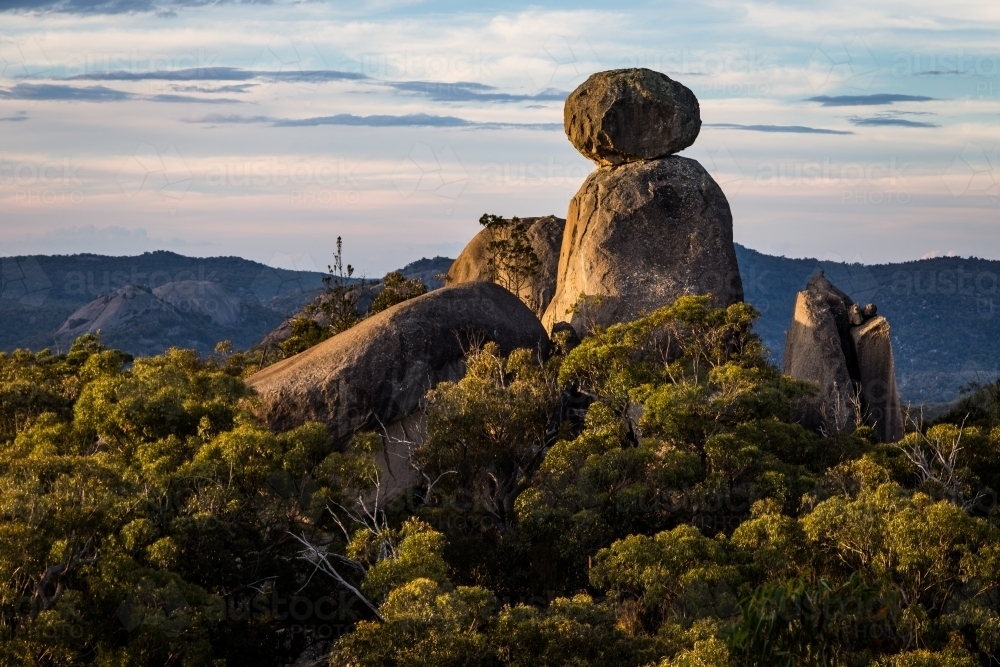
[565,68,701,166]
[542,156,743,333]
[247,282,550,443]
[447,215,565,318]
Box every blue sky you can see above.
[0,0,998,273]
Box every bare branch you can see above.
[287,532,383,623]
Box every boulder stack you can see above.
[542,68,743,335]
[783,272,904,442]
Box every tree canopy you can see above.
[2,296,999,666]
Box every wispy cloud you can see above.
[70,70,564,104]
[186,114,272,123]
[170,83,257,93]
[0,0,263,15]
[847,114,940,128]
[187,112,562,130]
[272,113,560,129]
[0,83,132,101]
[70,67,366,82]
[0,111,29,121]
[705,123,853,135]
[148,93,242,103]
[0,82,240,103]
[806,94,937,106]
[385,80,567,103]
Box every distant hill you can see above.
[2,248,997,405]
[0,252,452,358]
[0,251,330,355]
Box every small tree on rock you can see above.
[479,213,541,311]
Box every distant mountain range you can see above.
[0,251,450,357]
[2,247,997,405]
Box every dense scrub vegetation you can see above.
[2,297,1000,666]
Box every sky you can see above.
[0,0,998,274]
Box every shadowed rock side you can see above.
[55,285,185,350]
[784,272,904,441]
[247,282,550,444]
[447,215,566,318]
[152,280,244,326]
[372,412,425,499]
[851,316,905,442]
[542,156,743,334]
[565,68,701,166]
[783,285,860,433]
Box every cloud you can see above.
[847,115,940,128]
[185,113,273,123]
[69,70,563,104]
[705,123,853,135]
[0,82,241,103]
[186,112,562,130]
[148,93,241,103]
[0,0,264,16]
[70,67,366,82]
[169,84,257,93]
[0,111,28,121]
[385,80,567,103]
[805,94,937,106]
[0,82,132,101]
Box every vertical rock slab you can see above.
[783,287,860,433]
[851,316,905,442]
[542,156,743,334]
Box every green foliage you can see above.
[478,214,541,310]
[369,272,427,316]
[420,343,560,529]
[938,380,1000,430]
[727,575,894,666]
[0,338,382,666]
[275,241,428,362]
[319,236,366,336]
[4,293,1000,666]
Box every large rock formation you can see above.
[783,272,904,442]
[565,68,701,166]
[55,285,185,350]
[153,280,243,326]
[851,316,904,442]
[543,156,743,333]
[783,274,859,433]
[447,215,565,318]
[247,282,550,443]
[544,68,742,335]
